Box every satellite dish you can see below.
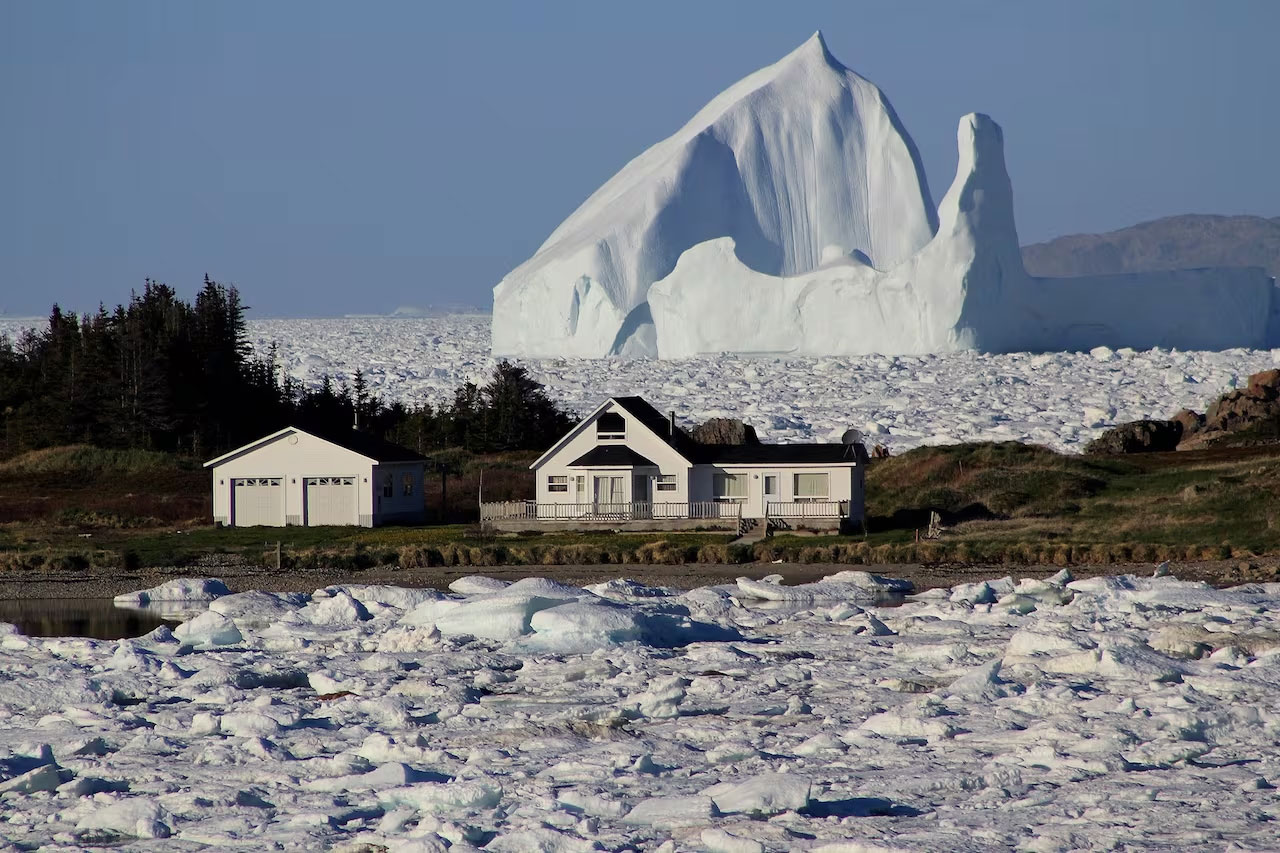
[841,428,864,446]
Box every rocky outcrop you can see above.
[1171,409,1205,443]
[692,418,760,445]
[1176,368,1280,450]
[1085,420,1183,455]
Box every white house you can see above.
[481,396,867,534]
[205,426,428,527]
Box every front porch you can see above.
[479,499,854,534]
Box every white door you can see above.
[231,477,284,527]
[763,472,781,514]
[304,477,357,526]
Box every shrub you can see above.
[697,544,729,564]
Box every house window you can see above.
[402,473,414,496]
[713,472,747,502]
[794,472,829,501]
[656,474,677,492]
[382,474,394,498]
[548,475,568,493]
[596,412,626,440]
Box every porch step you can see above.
[731,518,769,545]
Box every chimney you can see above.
[669,411,675,439]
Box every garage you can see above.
[207,426,427,528]
[304,476,357,526]
[231,477,284,527]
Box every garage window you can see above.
[656,474,677,492]
[548,475,568,492]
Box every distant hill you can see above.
[1021,214,1280,280]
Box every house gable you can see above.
[530,398,692,472]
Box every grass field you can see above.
[2,442,1278,571]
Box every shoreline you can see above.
[2,557,1273,601]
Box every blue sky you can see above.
[2,0,1277,317]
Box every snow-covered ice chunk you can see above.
[75,798,171,840]
[625,676,688,719]
[701,827,766,853]
[432,593,569,641]
[735,572,909,602]
[622,794,714,827]
[703,772,812,816]
[526,601,645,650]
[449,576,511,595]
[317,584,443,611]
[209,590,308,629]
[173,610,243,647]
[114,577,229,605]
[378,779,502,812]
[300,591,371,625]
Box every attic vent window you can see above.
[596,412,626,440]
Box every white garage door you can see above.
[304,477,356,526]
[231,477,284,527]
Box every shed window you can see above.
[548,475,568,493]
[713,472,747,501]
[656,474,677,492]
[794,472,829,501]
[402,473,414,496]
[596,412,626,440]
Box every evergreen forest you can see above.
[0,278,577,460]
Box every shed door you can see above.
[304,477,357,526]
[231,478,284,527]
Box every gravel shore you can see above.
[1,555,1274,600]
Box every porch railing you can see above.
[766,500,850,519]
[480,500,742,522]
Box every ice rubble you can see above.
[208,314,1280,453]
[5,571,1280,847]
[492,34,1278,358]
[491,32,937,358]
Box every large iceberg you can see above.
[492,33,1278,358]
[492,32,937,357]
[650,114,1278,356]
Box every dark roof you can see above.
[692,443,862,465]
[608,396,862,466]
[611,396,702,460]
[569,445,657,467]
[305,426,429,464]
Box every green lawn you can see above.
[4,441,1280,570]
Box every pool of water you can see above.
[0,599,182,640]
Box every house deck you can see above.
[479,499,853,534]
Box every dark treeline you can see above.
[0,278,576,460]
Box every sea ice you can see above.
[4,571,1280,847]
